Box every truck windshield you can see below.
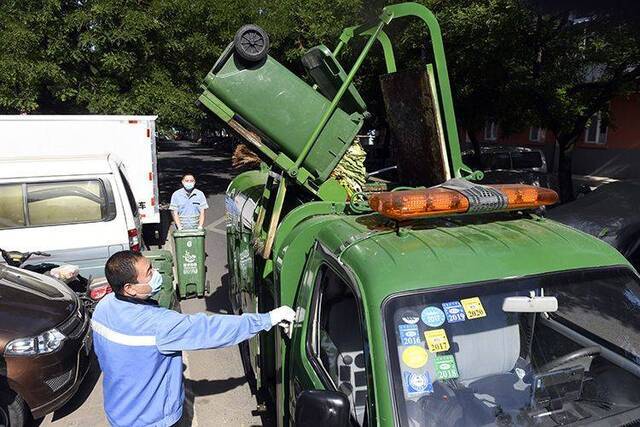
[383,267,640,426]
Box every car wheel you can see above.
[0,388,29,427]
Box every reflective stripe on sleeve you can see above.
[91,320,156,346]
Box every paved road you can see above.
[40,140,269,426]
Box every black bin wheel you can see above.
[234,24,269,62]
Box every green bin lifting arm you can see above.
[308,2,479,180]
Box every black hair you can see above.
[105,251,145,294]
[182,173,195,180]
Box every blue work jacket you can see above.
[169,188,208,218]
[91,293,272,427]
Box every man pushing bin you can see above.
[170,173,207,230]
[170,174,209,298]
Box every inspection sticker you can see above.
[434,354,459,380]
[460,297,487,319]
[401,345,429,368]
[424,329,450,353]
[401,310,420,325]
[442,301,466,323]
[421,306,446,327]
[398,324,422,346]
[403,371,433,396]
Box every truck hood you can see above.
[0,265,77,347]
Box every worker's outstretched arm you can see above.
[155,306,294,354]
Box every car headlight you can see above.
[4,329,66,356]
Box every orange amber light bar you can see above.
[491,184,559,209]
[369,184,558,221]
[368,188,469,220]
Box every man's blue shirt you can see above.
[169,188,208,218]
[91,293,272,427]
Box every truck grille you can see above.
[45,367,75,392]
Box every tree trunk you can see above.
[557,135,577,203]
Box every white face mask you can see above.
[183,182,195,191]
[133,269,163,298]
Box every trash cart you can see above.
[173,229,208,299]
[142,249,178,309]
[200,26,366,183]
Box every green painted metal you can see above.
[173,229,207,298]
[276,213,631,425]
[292,21,385,177]
[334,2,476,179]
[215,3,636,424]
[201,53,363,183]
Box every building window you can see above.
[484,120,497,141]
[529,127,543,142]
[585,112,608,145]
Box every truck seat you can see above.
[448,294,532,411]
[321,295,367,424]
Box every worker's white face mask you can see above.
[183,181,195,191]
[133,269,163,299]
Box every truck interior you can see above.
[313,266,368,425]
[385,267,640,426]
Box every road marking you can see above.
[206,216,227,236]
[205,216,226,231]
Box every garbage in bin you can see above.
[173,229,208,299]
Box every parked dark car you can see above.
[462,146,555,189]
[0,264,91,426]
[548,180,640,269]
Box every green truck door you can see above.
[286,245,372,425]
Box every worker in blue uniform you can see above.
[170,174,208,230]
[91,250,295,427]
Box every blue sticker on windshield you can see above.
[421,306,446,327]
[442,301,466,323]
[398,324,421,346]
[404,371,433,396]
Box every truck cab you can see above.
[226,173,640,426]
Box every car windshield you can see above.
[384,267,640,426]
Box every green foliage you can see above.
[0,0,364,131]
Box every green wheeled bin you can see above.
[143,249,178,310]
[199,28,366,184]
[173,229,209,299]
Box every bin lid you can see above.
[173,229,207,237]
[302,45,367,116]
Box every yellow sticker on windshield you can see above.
[424,329,450,353]
[401,345,429,368]
[460,297,487,319]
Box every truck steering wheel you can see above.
[537,346,601,373]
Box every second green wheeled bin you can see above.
[143,249,178,309]
[173,229,209,299]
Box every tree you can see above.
[0,0,365,132]
[363,0,639,201]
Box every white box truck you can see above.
[0,115,160,225]
[0,116,164,276]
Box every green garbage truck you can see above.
[202,3,640,426]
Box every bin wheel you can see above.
[234,24,269,62]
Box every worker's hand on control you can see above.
[269,306,296,330]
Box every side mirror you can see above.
[295,389,350,427]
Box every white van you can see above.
[0,154,142,278]
[0,115,160,225]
